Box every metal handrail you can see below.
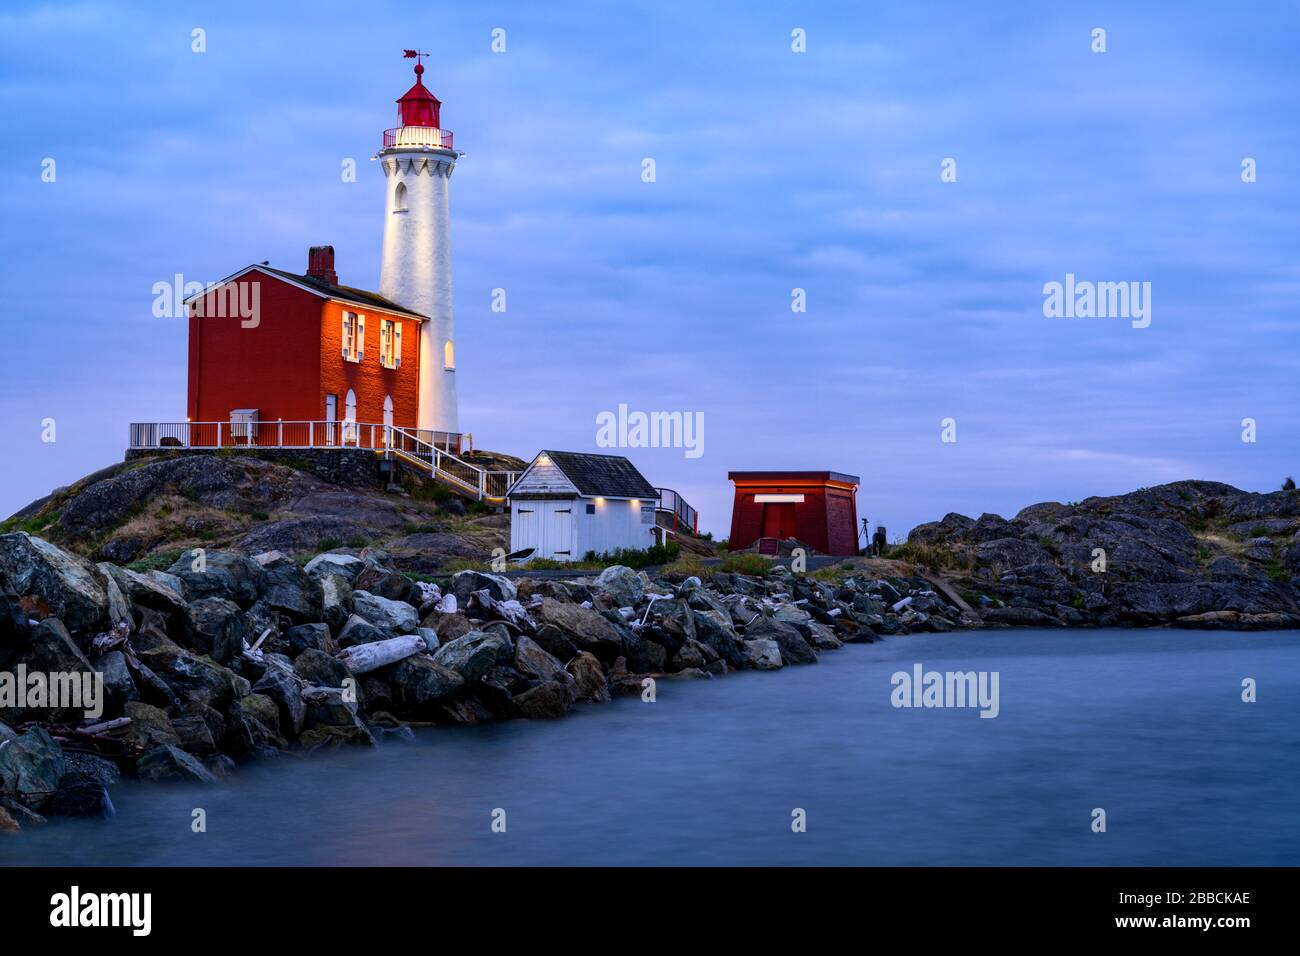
[382,126,454,150]
[655,487,699,535]
[386,425,517,502]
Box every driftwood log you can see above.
[335,635,426,674]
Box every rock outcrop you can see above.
[904,480,1300,628]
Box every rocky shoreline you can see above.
[0,530,948,832]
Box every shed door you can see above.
[512,503,540,556]
[762,502,797,540]
[513,501,575,560]
[544,502,575,559]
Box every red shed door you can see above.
[762,502,797,540]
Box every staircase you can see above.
[385,426,519,503]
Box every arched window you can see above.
[444,340,455,369]
[393,181,408,213]
[383,395,394,443]
[343,389,357,443]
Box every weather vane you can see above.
[403,49,430,66]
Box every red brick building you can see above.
[185,246,424,442]
[728,471,861,556]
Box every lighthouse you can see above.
[378,51,460,436]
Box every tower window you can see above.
[444,340,455,370]
[393,181,408,213]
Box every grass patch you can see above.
[716,553,772,576]
[402,571,443,583]
[0,509,62,536]
[402,521,442,535]
[437,557,490,574]
[127,548,185,573]
[810,562,857,583]
[580,542,681,569]
[521,558,570,571]
[888,541,972,572]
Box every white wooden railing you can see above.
[385,425,518,502]
[129,421,514,503]
[129,420,406,450]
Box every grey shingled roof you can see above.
[261,266,426,319]
[543,451,658,499]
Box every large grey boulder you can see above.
[184,597,249,665]
[166,549,266,608]
[0,533,109,641]
[316,571,354,631]
[352,591,418,633]
[744,617,818,665]
[336,613,398,649]
[46,773,116,819]
[138,644,250,709]
[292,648,353,689]
[388,656,465,717]
[101,563,188,617]
[122,701,181,751]
[513,636,571,685]
[136,744,218,784]
[451,570,517,605]
[286,622,333,656]
[259,559,323,622]
[0,617,95,721]
[593,565,644,608]
[743,639,782,670]
[253,654,306,735]
[304,551,365,580]
[433,630,513,683]
[511,680,575,719]
[691,609,746,668]
[566,652,610,702]
[0,724,65,807]
[534,598,626,664]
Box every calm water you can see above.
[4,629,1298,866]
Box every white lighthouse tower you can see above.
[378,51,460,436]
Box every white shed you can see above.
[508,450,660,562]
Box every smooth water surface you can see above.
[4,629,1297,866]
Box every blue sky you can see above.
[1,0,1297,539]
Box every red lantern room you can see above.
[397,59,441,128]
[382,50,454,151]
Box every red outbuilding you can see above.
[727,471,861,556]
[184,246,425,445]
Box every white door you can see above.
[512,503,540,556]
[512,500,575,559]
[545,502,575,560]
[325,395,337,446]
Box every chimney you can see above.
[307,245,337,285]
